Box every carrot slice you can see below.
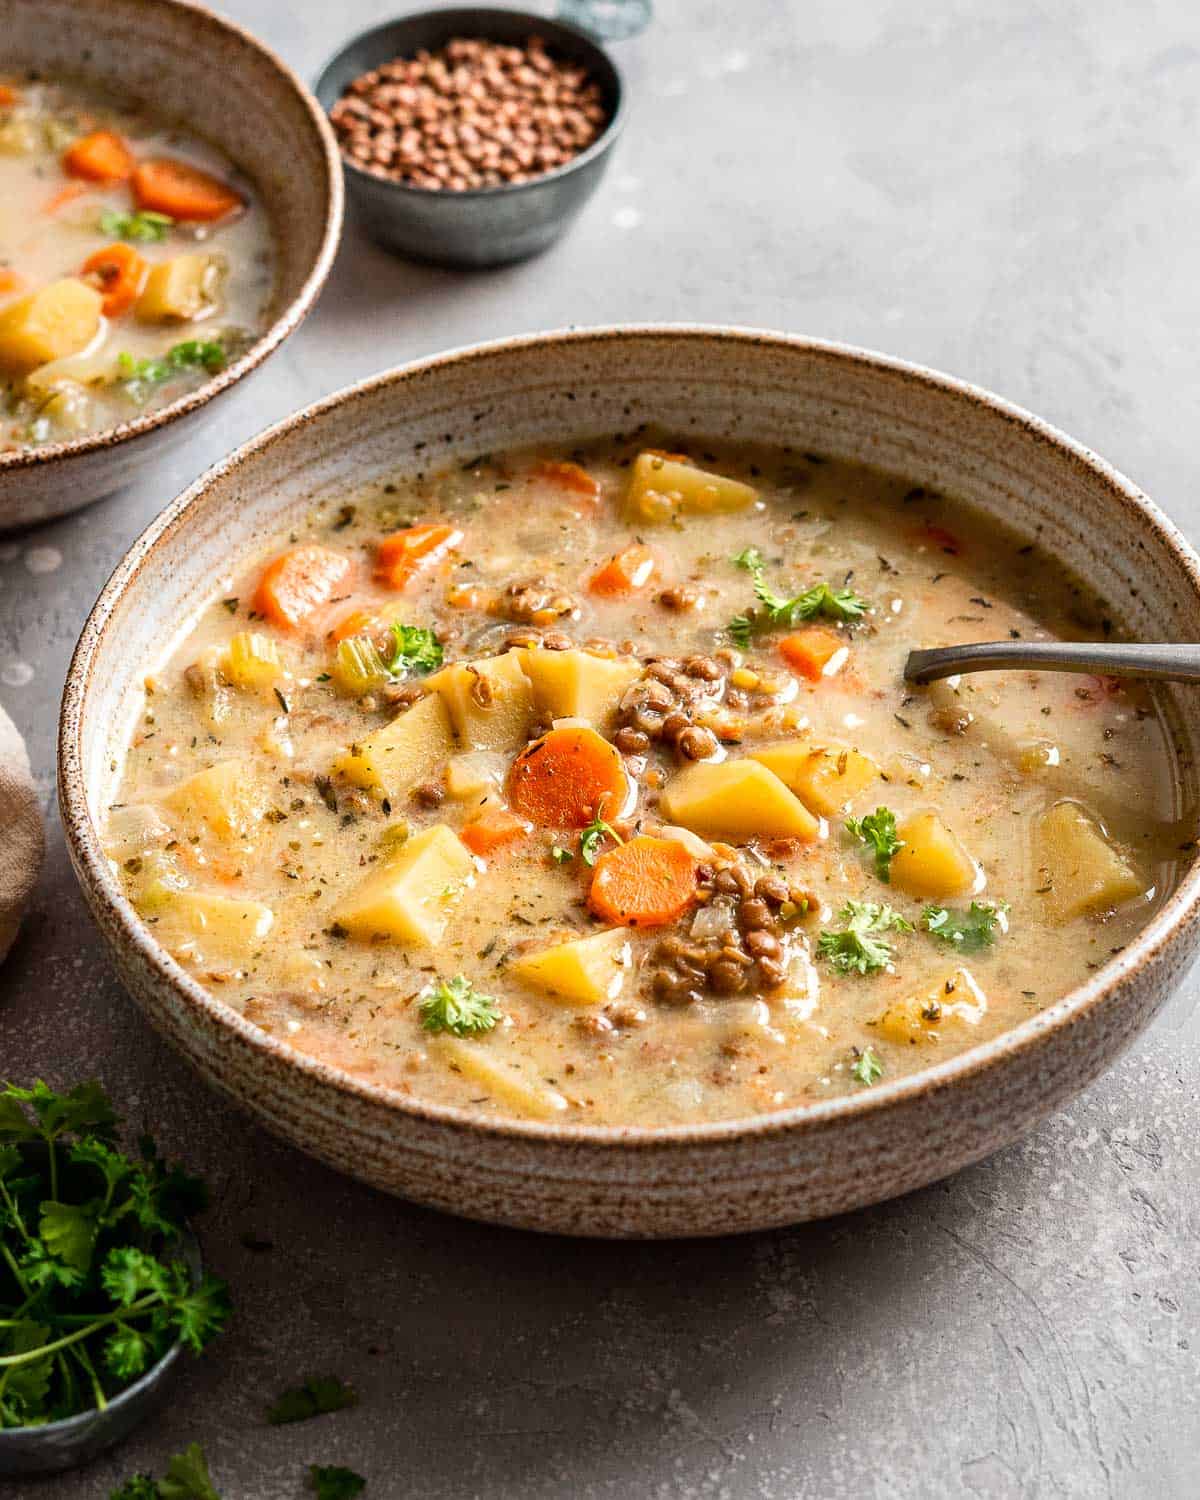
[41,181,89,216]
[328,607,378,644]
[0,85,19,108]
[507,726,629,830]
[376,523,463,591]
[779,627,848,683]
[132,157,243,222]
[589,542,656,597]
[0,269,22,300]
[460,808,530,857]
[531,460,600,499]
[63,129,135,183]
[81,242,147,317]
[588,835,699,928]
[253,545,352,630]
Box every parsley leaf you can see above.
[922,901,1008,951]
[731,546,764,571]
[268,1374,359,1425]
[579,814,623,867]
[118,340,228,403]
[845,807,904,882]
[99,208,174,243]
[550,846,573,865]
[383,622,443,675]
[727,554,869,640]
[817,901,912,975]
[850,1046,884,1086]
[158,1442,222,1499]
[110,1479,164,1500]
[419,976,501,1037]
[38,1199,97,1272]
[311,1465,367,1500]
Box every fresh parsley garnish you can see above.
[550,846,573,865]
[850,1046,884,1086]
[817,901,912,975]
[0,1080,229,1431]
[727,552,869,642]
[267,1373,359,1425]
[99,208,174,243]
[418,976,501,1037]
[110,1441,221,1499]
[922,901,1008,952]
[579,814,624,867]
[311,1466,367,1500]
[118,340,228,403]
[845,807,904,882]
[383,622,443,675]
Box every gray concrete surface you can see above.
[3,0,1199,1494]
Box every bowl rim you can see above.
[313,5,626,201]
[0,0,344,477]
[58,323,1200,1149]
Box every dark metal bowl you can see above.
[0,1222,201,1477]
[314,7,626,268]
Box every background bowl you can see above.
[58,326,1200,1239]
[314,8,624,268]
[0,0,343,530]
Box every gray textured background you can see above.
[3,1,1200,1495]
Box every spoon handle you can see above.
[905,640,1200,685]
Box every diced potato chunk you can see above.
[517,648,641,726]
[875,967,985,1045]
[511,927,629,1007]
[162,760,264,842]
[750,741,878,815]
[1034,801,1143,922]
[223,631,283,690]
[151,889,274,963]
[332,824,473,945]
[444,751,505,801]
[889,811,976,899]
[427,652,534,753]
[433,1036,568,1119]
[135,253,224,323]
[658,759,819,842]
[0,279,102,377]
[624,452,757,524]
[334,692,455,803]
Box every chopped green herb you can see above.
[383,623,443,676]
[311,1466,366,1500]
[922,901,1008,952]
[110,1441,221,1499]
[731,546,764,571]
[817,901,912,975]
[728,554,869,640]
[267,1374,359,1425]
[418,976,501,1037]
[579,814,624,867]
[99,208,174,243]
[0,1081,228,1431]
[850,1046,884,1086]
[845,807,904,882]
[550,846,573,865]
[118,340,228,403]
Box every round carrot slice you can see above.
[81,243,147,317]
[253,545,352,630]
[507,726,630,830]
[588,836,699,928]
[132,158,243,222]
[62,129,135,183]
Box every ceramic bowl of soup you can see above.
[0,0,342,529]
[59,327,1200,1238]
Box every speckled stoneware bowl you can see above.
[58,327,1200,1239]
[0,0,342,530]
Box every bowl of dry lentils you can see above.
[316,7,625,267]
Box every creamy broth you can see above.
[0,74,274,451]
[104,437,1186,1127]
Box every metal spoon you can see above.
[904,641,1200,685]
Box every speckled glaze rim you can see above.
[59,325,1200,1151]
[0,0,343,476]
[316,7,626,202]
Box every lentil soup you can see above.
[0,74,274,452]
[104,438,1184,1127]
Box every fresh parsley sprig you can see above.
[382,622,442,676]
[579,813,623,867]
[99,208,174,243]
[845,807,904,883]
[110,1441,221,1499]
[117,340,228,403]
[311,1466,367,1500]
[419,976,501,1037]
[268,1373,359,1425]
[817,901,912,975]
[0,1080,229,1430]
[728,549,869,644]
[922,901,1008,951]
[850,1046,884,1086]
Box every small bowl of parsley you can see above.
[0,1080,229,1476]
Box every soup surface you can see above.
[0,74,274,451]
[105,437,1185,1127]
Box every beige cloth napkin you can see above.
[0,700,44,963]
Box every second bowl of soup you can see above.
[60,327,1200,1236]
